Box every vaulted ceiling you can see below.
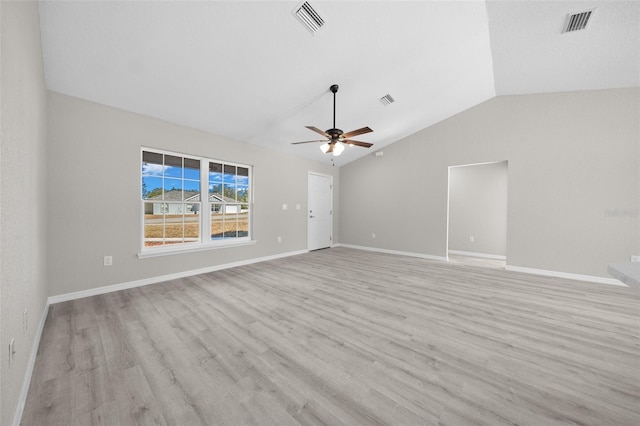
[38,1,639,166]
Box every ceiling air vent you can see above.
[379,94,395,106]
[562,9,595,33]
[293,1,325,34]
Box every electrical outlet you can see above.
[469,236,475,243]
[296,204,301,210]
[372,233,376,239]
[277,236,282,243]
[631,255,640,262]
[103,256,113,266]
[282,204,288,210]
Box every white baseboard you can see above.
[505,265,627,287]
[12,302,50,426]
[48,249,309,305]
[335,243,448,262]
[336,244,625,288]
[448,250,506,260]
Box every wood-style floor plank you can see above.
[22,247,640,425]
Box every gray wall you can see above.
[448,161,507,257]
[1,2,49,424]
[340,89,639,278]
[46,92,339,296]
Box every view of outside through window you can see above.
[141,150,251,248]
[209,162,250,240]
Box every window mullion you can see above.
[201,161,210,244]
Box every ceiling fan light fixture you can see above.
[291,84,373,156]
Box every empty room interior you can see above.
[2,1,639,425]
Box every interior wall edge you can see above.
[11,302,50,426]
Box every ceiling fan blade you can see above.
[291,140,327,145]
[341,126,373,139]
[306,126,330,138]
[344,139,373,148]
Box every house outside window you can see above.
[141,148,252,251]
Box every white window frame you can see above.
[139,147,254,258]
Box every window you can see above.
[141,149,252,251]
[209,162,250,240]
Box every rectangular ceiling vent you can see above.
[379,94,395,106]
[562,9,595,33]
[293,2,325,34]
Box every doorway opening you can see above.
[447,161,508,268]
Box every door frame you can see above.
[307,171,333,251]
[446,160,508,261]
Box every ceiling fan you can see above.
[292,84,373,156]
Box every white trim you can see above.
[446,166,450,256]
[505,265,627,287]
[138,239,256,259]
[449,160,507,169]
[49,249,309,304]
[448,250,506,260]
[335,243,448,262]
[12,302,50,426]
[337,244,626,288]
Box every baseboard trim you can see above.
[448,250,506,260]
[336,244,625,288]
[12,302,50,426]
[335,243,448,262]
[505,265,627,287]
[48,249,309,304]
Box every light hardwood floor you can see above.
[22,247,640,425]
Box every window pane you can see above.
[163,178,182,200]
[211,204,224,240]
[223,166,236,201]
[164,155,183,178]
[209,162,223,198]
[144,202,165,247]
[183,180,200,200]
[142,176,163,200]
[223,165,236,181]
[223,211,238,239]
[224,184,237,202]
[184,158,200,180]
[237,167,249,177]
[142,151,164,176]
[238,206,249,237]
[237,168,249,203]
[183,210,200,243]
[237,184,249,203]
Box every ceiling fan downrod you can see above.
[330,84,338,132]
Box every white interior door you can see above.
[308,172,332,251]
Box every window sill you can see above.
[137,239,257,259]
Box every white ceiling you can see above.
[38,0,640,166]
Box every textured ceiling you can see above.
[38,1,640,166]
